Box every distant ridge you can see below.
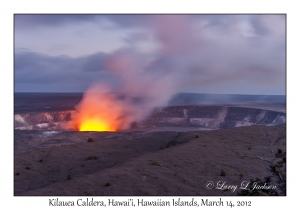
[168,93,286,106]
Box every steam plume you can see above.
[69,15,285,131]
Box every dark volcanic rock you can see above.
[14,125,286,196]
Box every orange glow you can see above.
[79,118,116,132]
[69,86,124,132]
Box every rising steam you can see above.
[68,15,285,131]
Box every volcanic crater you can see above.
[14,105,285,132]
[14,93,286,196]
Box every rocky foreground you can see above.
[14,125,286,196]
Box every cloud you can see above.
[15,14,285,95]
[14,14,100,30]
[14,51,113,92]
[81,52,107,72]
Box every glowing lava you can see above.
[69,85,125,132]
[79,118,115,132]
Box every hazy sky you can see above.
[14,14,286,94]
